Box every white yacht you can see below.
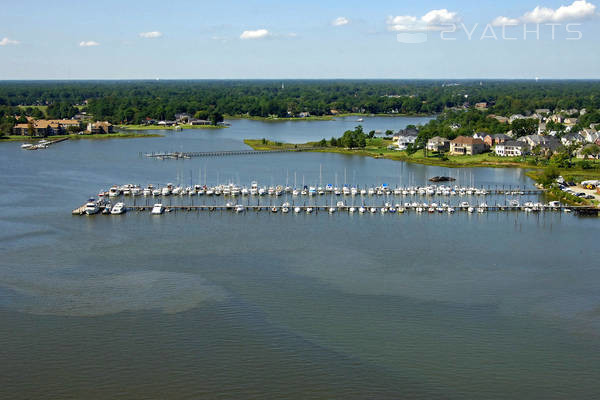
[151,204,164,214]
[84,201,100,215]
[109,186,121,197]
[111,202,126,215]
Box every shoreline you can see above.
[117,124,225,130]
[225,113,431,122]
[1,132,163,142]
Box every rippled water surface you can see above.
[1,117,600,399]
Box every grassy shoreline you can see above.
[226,112,430,122]
[1,132,162,142]
[117,124,225,130]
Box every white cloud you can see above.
[79,40,100,47]
[492,0,597,26]
[139,31,163,39]
[387,9,460,32]
[491,16,521,27]
[240,29,270,40]
[0,37,19,46]
[332,17,350,26]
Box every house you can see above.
[563,117,579,126]
[484,133,510,147]
[86,121,113,134]
[561,133,585,146]
[535,109,551,115]
[13,119,80,136]
[426,136,450,152]
[581,128,599,143]
[189,119,210,126]
[493,115,509,124]
[495,141,528,157]
[473,132,488,141]
[518,135,562,154]
[175,113,192,123]
[475,102,488,110]
[396,128,419,150]
[538,122,547,135]
[298,112,311,118]
[576,144,600,159]
[450,136,486,155]
[509,114,525,123]
[550,114,564,124]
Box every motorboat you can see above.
[294,207,301,213]
[84,201,100,215]
[306,207,313,214]
[21,143,33,149]
[235,205,245,213]
[111,202,126,215]
[151,203,164,214]
[358,206,366,214]
[109,186,121,197]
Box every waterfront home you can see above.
[484,133,510,147]
[189,119,210,126]
[175,113,192,123]
[86,121,113,134]
[397,128,418,150]
[450,136,486,155]
[426,136,450,152]
[13,119,80,136]
[494,141,528,157]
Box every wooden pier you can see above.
[143,148,317,159]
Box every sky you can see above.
[0,0,599,79]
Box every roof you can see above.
[428,136,449,143]
[452,136,484,145]
[498,140,526,147]
[492,133,510,139]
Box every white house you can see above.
[397,133,418,150]
[495,141,527,157]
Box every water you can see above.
[1,116,600,399]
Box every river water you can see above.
[1,116,600,399]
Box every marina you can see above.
[73,182,598,216]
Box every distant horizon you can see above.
[2,78,600,82]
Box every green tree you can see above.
[511,118,539,138]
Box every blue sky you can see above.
[0,0,599,79]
